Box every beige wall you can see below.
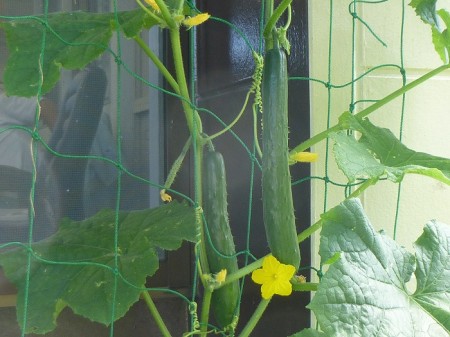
[308,0,450,271]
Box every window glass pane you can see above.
[0,0,160,243]
[0,2,188,335]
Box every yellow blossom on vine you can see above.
[290,151,318,163]
[251,255,295,300]
[160,190,172,202]
[215,269,227,284]
[144,0,160,12]
[183,13,211,28]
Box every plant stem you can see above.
[219,258,264,288]
[154,0,176,29]
[238,299,271,337]
[292,282,319,292]
[348,178,378,198]
[200,288,213,336]
[282,4,292,31]
[204,88,252,142]
[134,35,180,94]
[295,179,377,244]
[169,28,203,137]
[263,0,293,40]
[356,63,450,119]
[194,143,209,276]
[169,28,193,132]
[169,25,209,280]
[295,179,377,246]
[141,291,173,337]
[289,63,450,155]
[289,124,341,155]
[253,104,263,158]
[135,0,165,26]
[264,0,274,50]
[264,0,274,24]
[297,219,324,243]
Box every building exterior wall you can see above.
[309,1,450,276]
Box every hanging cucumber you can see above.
[261,41,301,270]
[203,149,240,329]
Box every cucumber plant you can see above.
[1,1,449,337]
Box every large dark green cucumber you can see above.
[203,149,240,328]
[262,45,301,270]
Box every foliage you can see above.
[410,0,450,62]
[0,0,449,336]
[289,329,327,337]
[410,0,440,26]
[332,113,450,185]
[307,198,450,337]
[0,9,157,97]
[0,201,197,334]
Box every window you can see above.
[0,1,190,330]
[0,1,311,335]
[0,0,162,240]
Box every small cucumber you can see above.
[261,45,301,270]
[203,149,240,328]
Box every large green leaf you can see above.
[410,0,450,62]
[0,9,157,97]
[0,201,197,334]
[332,113,450,184]
[289,329,327,337]
[308,198,450,337]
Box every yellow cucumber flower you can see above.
[215,269,227,284]
[251,255,296,300]
[160,190,172,202]
[144,0,160,12]
[183,13,211,28]
[289,151,318,163]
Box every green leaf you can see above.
[430,9,450,63]
[332,132,385,182]
[409,0,439,26]
[332,113,450,184]
[0,9,157,97]
[0,201,197,334]
[117,8,158,38]
[166,0,184,12]
[409,1,450,63]
[308,198,450,337]
[432,25,448,62]
[414,222,450,329]
[289,329,327,337]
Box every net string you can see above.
[20,1,50,332]
[0,0,409,335]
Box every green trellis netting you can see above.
[0,1,449,337]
